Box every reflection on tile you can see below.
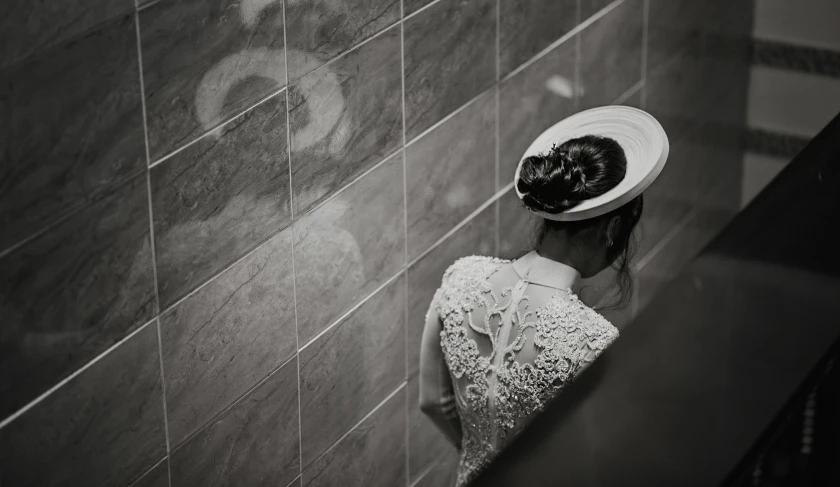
[285,0,400,80]
[498,39,576,187]
[0,175,155,418]
[404,0,496,140]
[133,459,170,487]
[161,229,296,446]
[406,92,496,261]
[579,0,643,109]
[404,0,435,16]
[140,0,286,160]
[0,13,145,252]
[415,452,459,487]
[151,94,290,308]
[289,26,402,215]
[294,154,405,345]
[406,205,496,379]
[170,358,300,487]
[0,323,166,487]
[616,86,643,108]
[0,0,134,70]
[408,376,457,483]
[580,0,615,22]
[299,277,406,465]
[497,189,539,260]
[499,0,577,78]
[302,387,406,487]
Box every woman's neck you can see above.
[535,232,588,276]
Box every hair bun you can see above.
[516,145,589,214]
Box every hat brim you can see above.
[514,105,669,221]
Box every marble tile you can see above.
[294,154,405,346]
[498,39,576,188]
[0,323,166,487]
[636,194,694,262]
[160,228,296,446]
[499,0,578,78]
[151,93,290,308]
[408,375,458,483]
[406,92,496,261]
[289,26,402,215]
[140,0,286,160]
[285,0,400,81]
[404,0,435,16]
[579,0,644,109]
[0,0,134,70]
[0,13,145,252]
[302,387,406,487]
[645,48,750,135]
[299,277,406,465]
[497,189,539,260]
[170,358,300,487]
[414,452,459,487]
[406,205,496,379]
[404,0,496,140]
[580,0,615,22]
[133,459,170,487]
[0,175,155,418]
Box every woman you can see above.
[418,106,669,486]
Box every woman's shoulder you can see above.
[443,255,508,282]
[561,293,621,344]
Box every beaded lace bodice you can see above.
[429,254,619,486]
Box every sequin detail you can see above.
[435,256,619,486]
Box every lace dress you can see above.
[420,251,619,486]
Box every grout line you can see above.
[136,9,172,472]
[404,89,492,147]
[409,459,439,487]
[170,353,299,453]
[148,86,286,169]
[284,475,302,487]
[403,0,443,21]
[500,0,623,85]
[633,205,699,272]
[127,455,169,487]
[641,0,649,110]
[0,318,158,430]
[304,382,407,471]
[612,79,644,105]
[494,0,502,254]
[574,0,582,112]
[400,2,411,485]
[299,270,406,352]
[408,183,513,268]
[295,148,405,222]
[281,1,304,482]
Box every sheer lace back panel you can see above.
[432,255,619,486]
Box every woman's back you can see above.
[429,252,618,486]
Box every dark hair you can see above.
[516,135,643,309]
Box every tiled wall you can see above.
[0,0,752,486]
[741,0,840,207]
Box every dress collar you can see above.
[512,250,581,290]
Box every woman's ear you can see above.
[606,215,621,245]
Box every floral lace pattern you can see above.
[433,256,619,486]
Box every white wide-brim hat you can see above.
[514,105,669,221]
